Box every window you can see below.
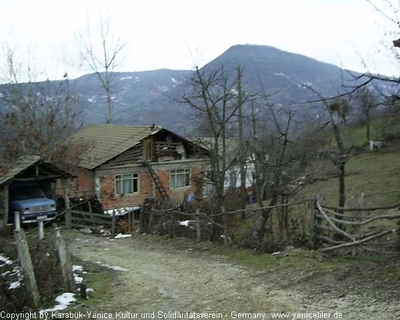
[229,171,237,187]
[170,169,191,189]
[115,174,139,195]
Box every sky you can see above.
[0,0,399,81]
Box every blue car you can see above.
[9,183,57,224]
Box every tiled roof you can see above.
[0,155,42,186]
[69,124,162,170]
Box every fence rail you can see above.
[70,210,116,235]
[309,197,400,253]
[136,197,310,249]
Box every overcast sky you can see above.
[0,0,398,81]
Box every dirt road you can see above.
[69,232,400,319]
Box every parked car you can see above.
[8,182,57,224]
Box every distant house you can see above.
[67,125,210,209]
[191,137,255,194]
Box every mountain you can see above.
[73,69,192,125]
[204,44,353,102]
[0,45,373,133]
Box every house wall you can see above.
[224,161,255,190]
[62,168,95,198]
[96,159,208,209]
[70,168,95,197]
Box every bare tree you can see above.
[0,47,84,167]
[78,14,126,124]
[354,87,379,143]
[305,84,351,221]
[246,97,327,248]
[180,65,244,244]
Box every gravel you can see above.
[69,232,400,319]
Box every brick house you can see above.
[67,125,210,209]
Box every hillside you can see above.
[203,44,352,102]
[298,142,400,207]
[295,111,400,208]
[0,44,378,133]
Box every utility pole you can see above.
[237,65,247,219]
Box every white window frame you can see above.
[115,173,139,195]
[169,168,191,189]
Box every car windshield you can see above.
[10,186,46,200]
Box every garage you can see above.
[0,155,71,230]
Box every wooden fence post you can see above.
[195,209,201,242]
[14,211,21,231]
[63,180,71,229]
[14,227,40,309]
[148,209,154,231]
[55,227,74,292]
[111,210,116,236]
[309,196,318,250]
[131,211,136,231]
[222,205,230,246]
[252,208,259,248]
[128,210,132,233]
[139,208,145,233]
[171,210,176,238]
[38,220,44,240]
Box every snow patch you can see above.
[104,206,140,216]
[72,265,85,284]
[273,72,290,79]
[119,76,133,81]
[300,81,313,88]
[114,233,132,239]
[179,220,194,227]
[96,261,129,272]
[0,254,13,266]
[72,265,84,273]
[9,281,21,289]
[74,276,83,284]
[79,228,93,234]
[40,293,76,314]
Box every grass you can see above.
[297,145,400,207]
[67,261,117,311]
[328,113,400,149]
[166,234,386,270]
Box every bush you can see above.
[0,231,66,311]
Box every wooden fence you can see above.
[309,196,400,253]
[70,208,139,235]
[138,198,310,250]
[70,210,116,234]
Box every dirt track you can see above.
[69,232,400,320]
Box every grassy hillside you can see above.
[297,145,400,207]
[296,112,400,207]
[330,113,400,149]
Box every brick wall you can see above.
[68,168,95,198]
[99,172,151,209]
[99,165,204,209]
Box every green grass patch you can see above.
[298,147,400,207]
[67,261,116,311]
[328,113,400,149]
